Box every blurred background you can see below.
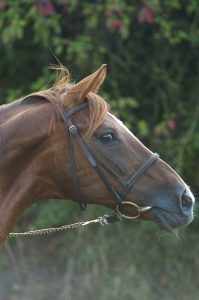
[0,1,199,299]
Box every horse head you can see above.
[0,65,195,244]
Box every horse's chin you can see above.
[142,207,194,231]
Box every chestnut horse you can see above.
[0,65,195,244]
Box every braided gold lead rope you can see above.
[8,214,121,238]
[8,219,100,238]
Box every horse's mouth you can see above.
[115,200,194,231]
[141,206,194,231]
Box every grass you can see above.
[0,202,199,300]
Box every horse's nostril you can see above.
[181,190,193,212]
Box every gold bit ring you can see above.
[116,201,152,220]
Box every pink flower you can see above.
[106,19,124,32]
[166,119,176,129]
[138,5,153,24]
[111,19,124,29]
[35,0,54,16]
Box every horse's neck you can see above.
[0,103,69,244]
[0,102,50,167]
[0,154,66,241]
[0,99,24,125]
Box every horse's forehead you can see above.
[107,112,134,136]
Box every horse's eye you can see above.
[99,132,116,144]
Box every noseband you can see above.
[64,102,159,219]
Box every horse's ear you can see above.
[61,64,107,108]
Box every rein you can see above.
[8,102,159,239]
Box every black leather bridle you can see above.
[64,102,159,219]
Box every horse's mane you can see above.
[21,65,109,137]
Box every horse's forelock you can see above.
[51,65,109,137]
[20,66,108,137]
[85,92,109,138]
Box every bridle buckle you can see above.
[69,124,78,136]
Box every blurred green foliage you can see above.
[0,0,198,227]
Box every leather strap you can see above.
[122,153,159,195]
[64,102,88,119]
[63,103,159,210]
[65,118,87,210]
[67,119,123,204]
